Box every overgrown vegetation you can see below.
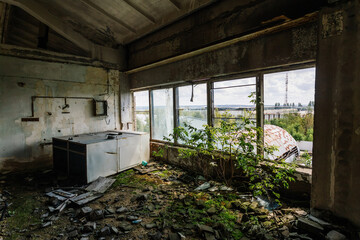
[160,192,244,239]
[6,194,41,240]
[113,169,158,189]
[154,94,296,202]
[265,113,314,141]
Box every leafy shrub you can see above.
[154,113,296,201]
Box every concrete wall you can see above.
[130,21,317,89]
[151,142,312,200]
[0,55,121,173]
[128,0,325,69]
[312,0,360,227]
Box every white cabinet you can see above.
[53,131,150,183]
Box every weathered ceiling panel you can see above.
[12,0,215,47]
[35,0,131,47]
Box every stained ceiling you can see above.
[13,0,216,48]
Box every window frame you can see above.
[131,63,316,151]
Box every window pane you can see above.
[151,88,174,141]
[264,67,315,167]
[178,84,207,129]
[213,77,256,126]
[134,91,149,132]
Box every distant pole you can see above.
[285,73,288,106]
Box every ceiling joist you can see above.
[123,0,155,24]
[166,0,181,11]
[80,0,137,34]
[0,0,124,65]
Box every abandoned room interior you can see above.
[0,0,359,239]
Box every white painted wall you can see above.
[0,55,122,173]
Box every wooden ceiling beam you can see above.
[166,0,181,11]
[123,0,155,24]
[0,0,125,66]
[80,0,137,33]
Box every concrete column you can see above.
[312,0,360,227]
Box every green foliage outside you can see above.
[265,113,314,141]
[154,93,296,201]
[135,113,149,132]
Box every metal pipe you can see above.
[29,96,95,117]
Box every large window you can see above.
[151,88,174,141]
[134,91,149,132]
[213,77,256,126]
[134,67,316,168]
[264,67,315,166]
[177,84,207,129]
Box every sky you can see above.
[264,67,315,106]
[134,67,316,107]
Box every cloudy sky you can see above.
[134,67,315,107]
[264,67,315,106]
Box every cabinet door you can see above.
[119,135,141,171]
[87,141,118,183]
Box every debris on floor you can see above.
[0,161,356,239]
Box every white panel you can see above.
[119,135,141,170]
[87,141,118,182]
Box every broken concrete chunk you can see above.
[68,230,78,238]
[204,232,216,240]
[99,226,111,236]
[297,217,324,235]
[89,209,104,221]
[85,176,115,193]
[219,185,233,191]
[208,186,219,192]
[132,193,148,201]
[169,232,181,240]
[195,182,211,191]
[325,230,347,240]
[116,206,128,213]
[127,215,138,221]
[295,209,308,216]
[197,224,214,233]
[118,221,133,231]
[145,223,157,229]
[83,222,96,233]
[110,226,119,235]
[41,221,52,228]
[80,206,92,216]
[308,214,332,227]
[148,231,162,240]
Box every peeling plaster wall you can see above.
[0,55,121,173]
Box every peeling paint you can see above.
[0,55,121,173]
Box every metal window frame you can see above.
[131,63,316,145]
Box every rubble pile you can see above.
[0,161,356,239]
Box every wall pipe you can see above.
[29,96,94,117]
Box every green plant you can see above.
[300,151,312,167]
[153,93,296,201]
